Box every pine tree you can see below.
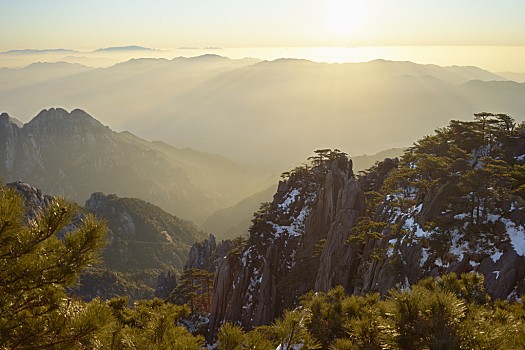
[0,184,109,349]
[171,268,214,315]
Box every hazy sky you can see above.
[1,0,525,50]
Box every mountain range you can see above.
[1,56,524,171]
[0,108,271,223]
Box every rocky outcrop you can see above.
[208,137,525,335]
[186,234,233,272]
[314,165,364,291]
[155,270,178,299]
[85,192,207,274]
[209,154,365,335]
[6,181,54,219]
[349,199,525,299]
[0,114,23,174]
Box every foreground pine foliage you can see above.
[216,273,525,349]
[0,185,203,349]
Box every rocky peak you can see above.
[6,181,54,219]
[0,114,23,173]
[24,108,109,139]
[186,234,215,269]
[207,136,525,336]
[209,151,364,334]
[186,234,234,272]
[0,107,262,223]
[0,113,23,128]
[85,192,113,211]
[155,270,178,299]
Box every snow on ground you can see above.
[491,250,503,263]
[279,189,300,211]
[272,205,311,238]
[503,218,525,256]
[515,153,525,161]
[449,231,469,262]
[272,190,315,238]
[420,249,429,267]
[402,204,429,239]
[486,213,525,256]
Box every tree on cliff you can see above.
[0,184,109,349]
[377,113,524,251]
[171,268,214,315]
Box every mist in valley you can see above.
[2,54,524,174]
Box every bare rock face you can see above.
[187,234,217,270]
[186,234,234,272]
[314,166,364,291]
[0,113,23,174]
[155,270,178,299]
[209,154,364,335]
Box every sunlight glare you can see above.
[323,0,368,40]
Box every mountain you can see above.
[85,192,207,272]
[0,48,78,55]
[0,108,266,223]
[207,116,525,333]
[1,58,522,171]
[497,71,525,83]
[209,150,364,332]
[0,61,94,92]
[6,181,208,300]
[76,192,207,299]
[94,45,157,52]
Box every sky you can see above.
[1,0,525,50]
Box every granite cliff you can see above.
[209,150,365,333]
[207,115,525,335]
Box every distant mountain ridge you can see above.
[0,57,522,171]
[94,45,157,52]
[0,48,78,55]
[0,108,266,223]
[203,185,277,240]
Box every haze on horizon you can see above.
[2,0,525,72]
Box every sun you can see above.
[323,0,368,40]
